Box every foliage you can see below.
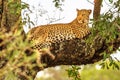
[0,25,40,80]
[66,65,81,80]
[86,0,120,54]
[68,0,120,80]
[22,1,35,29]
[52,0,64,11]
[81,63,120,80]
[7,0,21,15]
[100,56,120,70]
[108,0,113,3]
[87,0,120,43]
[0,1,40,80]
[91,0,120,70]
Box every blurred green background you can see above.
[35,62,120,80]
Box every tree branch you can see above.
[93,0,103,20]
[16,28,120,79]
[40,34,120,67]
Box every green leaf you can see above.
[118,48,120,51]
[114,63,120,70]
[109,61,113,66]
[109,0,113,3]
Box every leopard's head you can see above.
[76,9,91,24]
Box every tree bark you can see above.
[93,0,103,20]
[35,26,119,66]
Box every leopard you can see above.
[27,9,92,64]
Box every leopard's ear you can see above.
[88,9,92,14]
[76,8,79,12]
